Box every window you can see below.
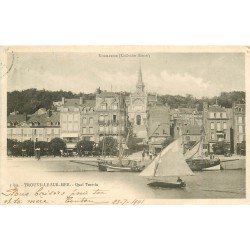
[210,122,214,130]
[238,116,242,124]
[101,103,107,110]
[113,103,118,110]
[104,115,109,122]
[223,122,227,130]
[210,113,214,118]
[239,134,243,143]
[163,129,166,135]
[62,114,67,121]
[99,115,104,121]
[216,112,220,119]
[89,117,93,124]
[222,112,227,118]
[239,125,243,133]
[54,128,59,135]
[68,123,73,131]
[68,115,73,121]
[83,117,87,124]
[82,127,87,134]
[16,128,22,135]
[113,126,118,133]
[136,115,141,125]
[211,132,215,140]
[74,114,79,121]
[216,122,221,131]
[105,126,109,133]
[89,127,93,134]
[73,123,79,131]
[99,126,104,132]
[113,115,117,123]
[47,128,52,134]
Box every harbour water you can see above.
[6,157,246,199]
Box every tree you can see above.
[236,141,246,155]
[35,141,50,156]
[7,139,21,156]
[212,141,230,155]
[20,140,35,156]
[97,136,118,156]
[49,138,66,156]
[76,139,95,156]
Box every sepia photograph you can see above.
[0,46,247,204]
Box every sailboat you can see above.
[185,128,221,171]
[140,137,194,188]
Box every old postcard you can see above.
[0,46,248,205]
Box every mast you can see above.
[118,92,122,165]
[101,133,106,158]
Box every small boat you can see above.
[147,181,186,188]
[200,163,221,171]
[140,137,194,189]
[98,158,143,172]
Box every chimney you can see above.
[80,97,83,105]
[62,97,65,104]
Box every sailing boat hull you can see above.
[148,181,186,189]
[98,162,142,172]
[186,158,221,171]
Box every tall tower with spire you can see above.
[136,66,145,92]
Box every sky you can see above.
[7,52,245,98]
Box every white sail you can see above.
[140,138,194,177]
[184,141,201,159]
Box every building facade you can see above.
[233,102,246,152]
[182,124,202,154]
[147,103,171,154]
[203,102,232,152]
[7,109,60,142]
[126,67,157,139]
[95,91,126,142]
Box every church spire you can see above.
[136,65,145,92]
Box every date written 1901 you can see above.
[112,199,145,205]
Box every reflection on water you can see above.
[7,159,246,199]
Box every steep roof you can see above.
[64,98,81,106]
[28,111,60,126]
[7,114,27,123]
[178,107,197,114]
[83,100,95,107]
[208,104,226,112]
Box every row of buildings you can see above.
[7,68,245,154]
[180,102,245,153]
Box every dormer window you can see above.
[101,103,107,110]
[112,103,118,110]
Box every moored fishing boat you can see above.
[185,128,221,171]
